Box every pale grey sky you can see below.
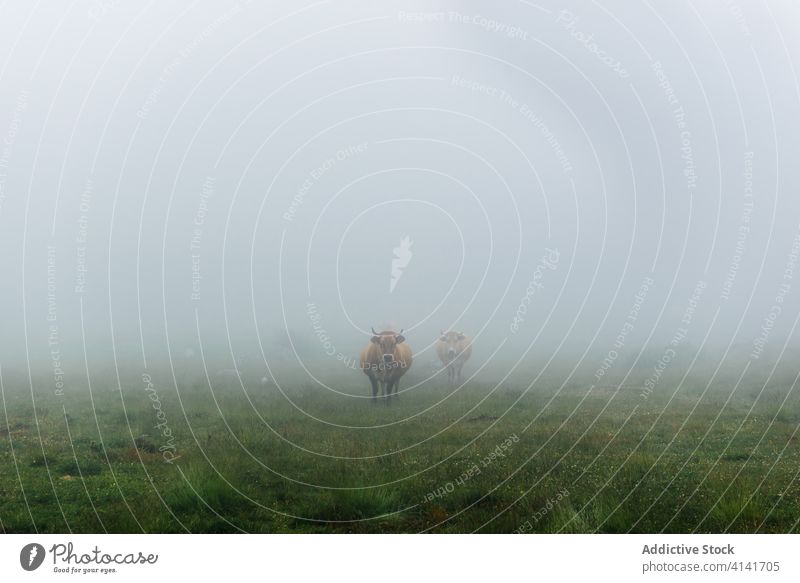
[0,0,799,388]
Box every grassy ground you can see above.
[1,373,799,533]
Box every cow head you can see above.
[439,330,466,358]
[372,328,405,363]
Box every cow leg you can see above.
[370,377,379,403]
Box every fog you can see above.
[1,0,799,394]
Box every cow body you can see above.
[360,329,412,403]
[436,331,472,386]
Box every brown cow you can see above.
[436,331,472,386]
[360,328,413,403]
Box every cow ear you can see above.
[457,333,466,341]
[395,334,405,344]
[439,336,447,342]
[370,336,380,344]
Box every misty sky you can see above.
[1,0,799,389]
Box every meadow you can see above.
[1,367,799,534]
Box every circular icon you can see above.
[19,543,46,571]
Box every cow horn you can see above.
[399,329,404,334]
[371,327,377,335]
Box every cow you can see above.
[360,328,413,403]
[436,331,472,386]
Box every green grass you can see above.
[1,375,799,533]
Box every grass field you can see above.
[2,370,799,533]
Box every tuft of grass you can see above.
[163,465,242,517]
[709,490,769,531]
[133,435,157,453]
[296,488,402,524]
[56,458,104,476]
